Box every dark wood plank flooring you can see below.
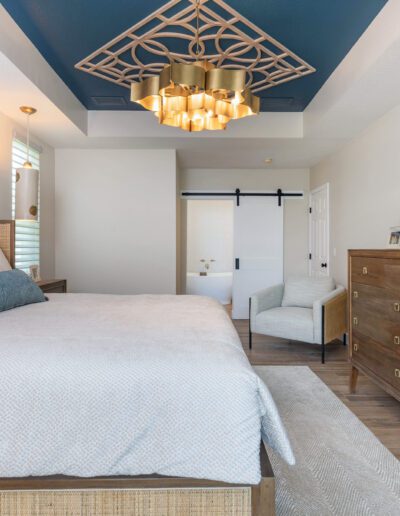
[232,318,400,460]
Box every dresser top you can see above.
[348,249,400,258]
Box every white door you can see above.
[232,197,283,319]
[309,184,330,277]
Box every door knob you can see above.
[321,263,328,268]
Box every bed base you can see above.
[0,444,274,516]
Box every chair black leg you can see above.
[343,333,347,346]
[321,305,325,364]
[248,297,252,350]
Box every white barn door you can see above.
[309,184,330,277]
[232,197,283,319]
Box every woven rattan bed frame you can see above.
[0,220,274,515]
[0,220,15,268]
[0,443,274,516]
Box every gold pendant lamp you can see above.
[130,0,260,132]
[15,106,39,221]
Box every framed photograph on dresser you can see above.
[388,226,400,248]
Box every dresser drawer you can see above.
[351,257,400,290]
[351,284,400,355]
[352,335,400,390]
[352,283,400,322]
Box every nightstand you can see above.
[36,279,67,294]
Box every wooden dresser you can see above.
[348,250,400,401]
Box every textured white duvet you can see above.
[0,294,294,484]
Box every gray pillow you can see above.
[282,276,335,308]
[0,269,47,312]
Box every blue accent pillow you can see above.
[0,269,47,312]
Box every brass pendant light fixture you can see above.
[130,1,259,131]
[15,106,39,221]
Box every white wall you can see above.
[0,110,55,277]
[180,168,310,289]
[186,200,234,274]
[55,149,177,294]
[310,103,400,286]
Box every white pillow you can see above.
[0,249,12,272]
[282,276,335,308]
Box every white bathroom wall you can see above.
[186,200,234,274]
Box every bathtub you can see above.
[186,272,233,305]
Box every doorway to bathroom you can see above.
[186,199,234,305]
[185,196,284,318]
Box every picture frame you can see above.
[29,264,41,282]
[388,226,400,248]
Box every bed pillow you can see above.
[281,275,335,309]
[0,269,47,312]
[0,249,11,272]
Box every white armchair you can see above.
[249,277,347,363]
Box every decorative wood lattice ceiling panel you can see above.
[76,0,315,94]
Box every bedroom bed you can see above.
[0,220,294,516]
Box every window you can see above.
[11,138,40,274]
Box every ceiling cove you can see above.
[2,0,388,112]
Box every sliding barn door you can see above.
[232,197,283,319]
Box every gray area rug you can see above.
[256,366,400,516]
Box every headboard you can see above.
[0,220,15,269]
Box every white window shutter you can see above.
[11,139,40,274]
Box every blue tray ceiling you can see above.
[2,0,388,111]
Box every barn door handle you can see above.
[235,258,240,270]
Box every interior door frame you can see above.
[309,183,330,277]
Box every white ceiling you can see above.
[0,1,400,170]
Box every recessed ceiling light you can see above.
[264,158,273,164]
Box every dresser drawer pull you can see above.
[353,343,359,352]
[395,369,400,378]
[353,316,358,326]
[353,291,358,299]
[362,266,368,275]
[394,336,400,345]
[394,303,400,312]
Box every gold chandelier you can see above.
[130,1,259,132]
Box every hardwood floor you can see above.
[232,318,400,460]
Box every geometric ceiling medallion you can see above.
[75,0,315,93]
[76,0,315,131]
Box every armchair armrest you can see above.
[250,284,284,323]
[313,285,347,344]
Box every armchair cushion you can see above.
[250,284,284,323]
[281,276,335,309]
[254,307,314,343]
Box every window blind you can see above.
[11,139,40,274]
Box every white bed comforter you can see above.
[0,294,294,484]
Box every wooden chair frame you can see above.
[321,291,348,363]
